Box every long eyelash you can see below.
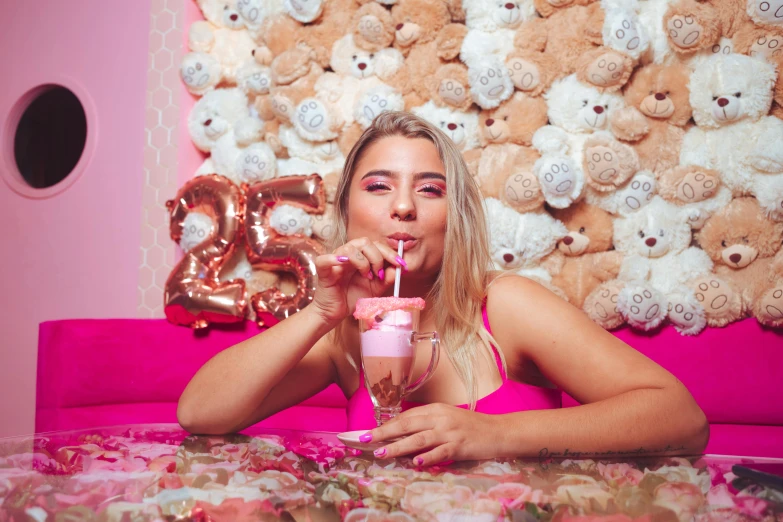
[420,184,444,195]
[366,182,390,191]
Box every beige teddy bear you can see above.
[693,197,783,328]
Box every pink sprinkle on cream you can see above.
[353,297,426,321]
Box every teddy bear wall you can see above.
[175,0,783,336]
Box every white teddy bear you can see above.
[292,34,404,143]
[681,53,783,221]
[269,204,313,236]
[483,198,569,299]
[276,124,345,179]
[188,88,272,184]
[412,101,480,152]
[585,197,714,336]
[459,0,533,109]
[531,75,631,209]
[180,0,257,95]
[179,212,215,253]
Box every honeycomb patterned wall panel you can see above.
[137,0,185,318]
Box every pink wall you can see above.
[136,0,205,320]
[0,1,152,436]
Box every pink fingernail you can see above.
[395,256,408,271]
[378,268,384,280]
[367,271,374,280]
[415,457,423,466]
[358,478,371,487]
[374,448,386,457]
[359,432,372,443]
[337,256,349,262]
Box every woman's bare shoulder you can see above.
[484,274,579,350]
[486,273,550,306]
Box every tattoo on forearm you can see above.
[538,444,689,464]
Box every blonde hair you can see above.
[330,111,504,409]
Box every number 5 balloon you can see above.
[245,174,326,326]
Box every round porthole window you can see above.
[13,86,87,189]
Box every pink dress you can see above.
[346,304,562,430]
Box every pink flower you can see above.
[707,484,736,507]
[707,483,770,518]
[598,463,644,487]
[344,507,415,522]
[401,482,477,520]
[653,481,705,522]
[487,482,548,509]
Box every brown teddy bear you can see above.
[391,0,453,56]
[515,3,601,79]
[549,201,623,309]
[504,46,560,98]
[352,2,396,53]
[693,197,783,328]
[257,45,323,127]
[299,0,363,69]
[387,0,464,106]
[609,63,692,175]
[662,0,747,59]
[473,92,548,210]
[579,132,658,218]
[478,91,548,148]
[418,25,472,112]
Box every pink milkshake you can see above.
[354,297,439,426]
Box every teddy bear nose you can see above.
[230,13,238,21]
[358,62,367,70]
[562,236,574,245]
[655,93,666,100]
[593,106,604,114]
[396,23,404,30]
[717,97,729,107]
[485,118,495,126]
[503,253,514,263]
[729,253,742,263]
[204,119,212,126]
[645,237,657,247]
[505,2,515,8]
[448,123,457,130]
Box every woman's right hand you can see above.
[312,237,404,326]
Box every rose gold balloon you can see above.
[164,174,247,329]
[245,174,326,326]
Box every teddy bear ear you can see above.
[330,35,358,76]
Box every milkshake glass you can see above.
[353,297,440,426]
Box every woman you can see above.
[177,112,709,466]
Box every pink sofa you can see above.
[36,318,783,457]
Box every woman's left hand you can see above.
[362,404,507,466]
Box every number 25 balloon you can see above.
[164,173,326,329]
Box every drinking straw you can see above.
[394,240,403,298]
